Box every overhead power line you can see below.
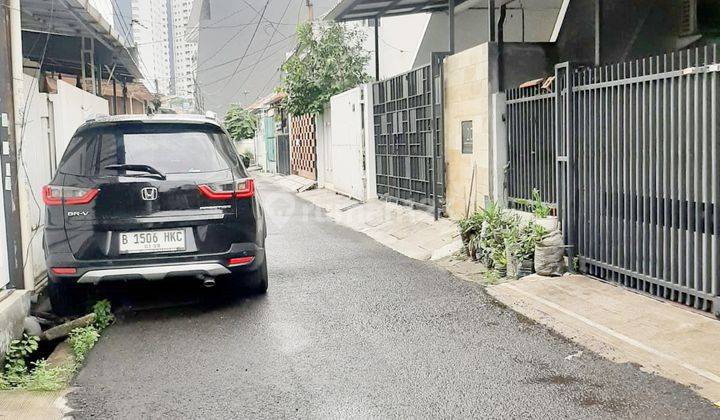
[234,0,294,95]
[209,0,271,91]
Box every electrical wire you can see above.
[198,30,294,73]
[17,0,55,271]
[109,0,153,84]
[233,0,295,99]
[195,19,255,68]
[208,0,271,91]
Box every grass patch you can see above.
[0,299,113,391]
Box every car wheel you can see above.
[48,281,87,317]
[247,257,268,295]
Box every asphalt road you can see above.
[68,178,720,419]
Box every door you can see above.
[322,106,333,189]
[263,116,276,172]
[330,87,365,200]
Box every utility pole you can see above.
[374,18,379,81]
[594,0,602,65]
[0,0,26,289]
[306,0,313,21]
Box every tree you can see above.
[280,22,370,115]
[224,104,258,140]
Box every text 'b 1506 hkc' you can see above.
[42,114,268,315]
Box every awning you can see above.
[326,0,458,21]
[20,0,142,80]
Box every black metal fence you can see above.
[505,46,720,313]
[372,64,444,215]
[276,133,291,175]
[505,84,557,211]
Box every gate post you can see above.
[430,52,450,220]
[555,62,578,258]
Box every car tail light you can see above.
[228,256,255,267]
[198,178,254,200]
[43,185,99,206]
[235,178,254,199]
[51,267,77,275]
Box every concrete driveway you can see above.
[67,178,720,418]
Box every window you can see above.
[59,124,236,176]
[461,121,473,154]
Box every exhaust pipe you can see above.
[198,274,216,288]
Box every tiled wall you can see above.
[443,43,492,220]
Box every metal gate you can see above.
[276,134,291,175]
[290,114,317,180]
[505,82,557,211]
[372,57,445,217]
[505,46,720,314]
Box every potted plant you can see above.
[529,189,557,231]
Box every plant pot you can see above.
[506,251,520,280]
[518,259,534,277]
[535,216,558,232]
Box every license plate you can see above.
[119,230,186,254]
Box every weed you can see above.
[484,270,501,284]
[2,334,39,387]
[531,189,551,218]
[92,299,114,331]
[0,301,112,391]
[68,326,100,363]
[22,360,70,391]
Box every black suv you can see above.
[43,115,267,314]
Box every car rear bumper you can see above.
[77,262,232,284]
[46,243,264,285]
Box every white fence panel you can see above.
[329,87,365,201]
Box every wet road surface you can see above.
[68,178,720,419]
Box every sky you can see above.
[195,0,339,116]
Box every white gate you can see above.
[328,87,366,201]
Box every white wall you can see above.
[413,3,563,68]
[19,75,54,284]
[18,77,108,288]
[359,14,431,79]
[51,80,109,165]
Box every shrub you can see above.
[68,326,100,363]
[92,299,114,331]
[459,203,547,271]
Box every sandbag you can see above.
[534,230,565,276]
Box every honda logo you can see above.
[140,187,158,201]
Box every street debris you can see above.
[42,313,96,341]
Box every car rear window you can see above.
[58,124,237,176]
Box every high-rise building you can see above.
[126,0,196,105]
[170,0,198,99]
[131,0,171,95]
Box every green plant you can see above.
[484,270,501,284]
[92,299,114,331]
[22,360,70,391]
[3,334,39,387]
[531,189,551,218]
[240,150,254,167]
[515,189,551,218]
[68,326,100,363]
[280,22,370,115]
[224,104,258,140]
[460,202,549,274]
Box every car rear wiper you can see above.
[104,164,167,180]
